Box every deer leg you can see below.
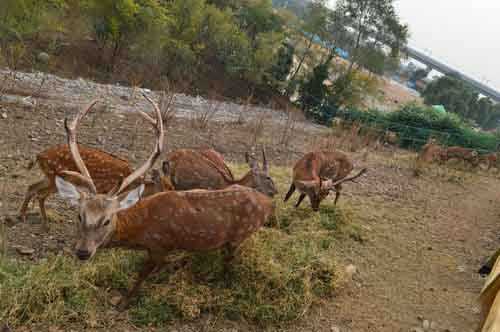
[334,184,342,205]
[37,188,53,230]
[19,178,51,223]
[284,183,296,202]
[223,243,239,283]
[223,243,238,266]
[118,258,159,311]
[295,193,306,208]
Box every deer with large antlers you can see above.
[162,147,277,197]
[55,97,274,309]
[18,101,172,228]
[284,151,366,211]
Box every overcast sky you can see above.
[328,0,500,90]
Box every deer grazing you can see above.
[480,152,499,171]
[55,98,274,310]
[162,147,278,197]
[284,151,366,211]
[439,146,480,167]
[18,97,171,228]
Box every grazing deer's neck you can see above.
[234,171,253,187]
[111,200,151,247]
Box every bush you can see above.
[337,103,500,152]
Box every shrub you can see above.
[337,103,500,152]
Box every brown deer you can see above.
[284,151,366,211]
[480,152,499,171]
[141,169,175,197]
[417,138,444,164]
[19,97,169,228]
[55,98,274,310]
[439,146,480,167]
[162,147,278,197]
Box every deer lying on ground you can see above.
[284,151,366,211]
[439,146,480,167]
[19,98,171,228]
[55,97,274,310]
[162,147,278,197]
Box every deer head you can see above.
[244,147,278,197]
[55,94,164,260]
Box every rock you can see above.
[411,328,424,332]
[457,265,466,273]
[430,321,436,329]
[1,113,6,119]
[15,246,35,255]
[331,326,340,332]
[37,52,50,63]
[422,320,430,330]
[345,264,357,278]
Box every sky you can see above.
[328,0,500,91]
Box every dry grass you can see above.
[0,164,357,329]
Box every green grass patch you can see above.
[0,164,358,328]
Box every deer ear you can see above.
[55,176,82,205]
[117,184,144,211]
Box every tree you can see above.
[83,0,168,70]
[422,75,478,118]
[0,0,66,44]
[422,75,499,130]
[237,0,283,43]
[288,0,330,82]
[334,0,408,75]
[269,42,295,91]
[298,61,331,122]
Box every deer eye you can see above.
[103,219,111,226]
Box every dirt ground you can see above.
[1,90,499,332]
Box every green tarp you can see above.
[432,105,447,114]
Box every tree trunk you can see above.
[289,36,314,83]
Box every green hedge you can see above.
[337,103,500,152]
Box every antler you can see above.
[113,93,164,196]
[331,168,367,188]
[321,168,367,192]
[245,147,258,170]
[63,100,99,194]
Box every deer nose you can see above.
[75,249,91,260]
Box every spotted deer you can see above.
[162,147,278,197]
[55,97,274,310]
[19,97,171,228]
[284,151,366,211]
